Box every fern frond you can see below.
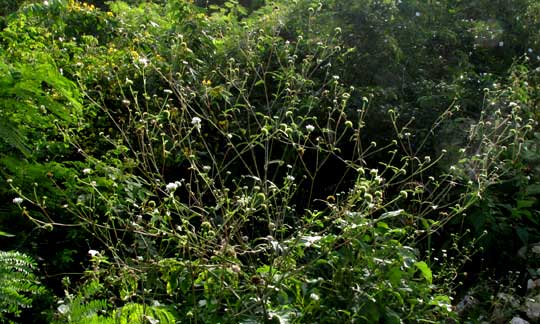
[0,251,44,318]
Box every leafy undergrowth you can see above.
[0,0,540,323]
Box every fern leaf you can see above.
[0,251,44,318]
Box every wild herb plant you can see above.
[4,1,500,322]
[2,0,540,322]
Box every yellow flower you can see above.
[202,79,212,86]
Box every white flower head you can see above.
[415,12,421,17]
[166,181,181,192]
[12,197,23,204]
[286,175,295,182]
[82,168,92,175]
[138,57,149,67]
[305,124,315,132]
[88,249,99,257]
[191,116,202,131]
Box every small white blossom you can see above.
[138,57,149,66]
[499,41,504,47]
[82,168,91,175]
[166,181,181,192]
[6,179,12,183]
[305,124,315,132]
[88,249,99,257]
[163,89,173,94]
[286,175,295,182]
[12,197,23,204]
[57,304,68,314]
[202,165,211,172]
[415,12,421,17]
[191,116,202,131]
[237,195,250,207]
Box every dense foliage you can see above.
[1,0,540,322]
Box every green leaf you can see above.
[414,261,432,284]
[526,184,540,195]
[516,226,529,245]
[517,199,536,209]
[0,230,14,237]
[387,266,403,286]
